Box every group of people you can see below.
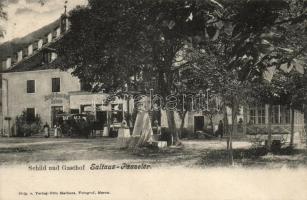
[43,122,63,138]
[215,118,244,138]
[42,117,226,139]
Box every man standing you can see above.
[43,122,50,138]
[218,120,224,139]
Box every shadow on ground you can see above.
[0,147,34,153]
[129,145,307,168]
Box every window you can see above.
[81,105,92,113]
[43,52,53,63]
[70,109,79,114]
[51,52,57,61]
[249,105,265,124]
[26,108,35,123]
[249,108,256,124]
[38,39,43,49]
[268,105,292,124]
[280,106,291,124]
[271,105,280,124]
[47,33,52,43]
[27,80,35,93]
[52,78,60,92]
[257,106,265,124]
[28,45,33,56]
[273,106,279,124]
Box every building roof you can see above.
[0,19,60,62]
[0,17,68,73]
[2,38,64,73]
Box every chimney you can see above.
[66,18,70,31]
[28,44,33,56]
[60,13,69,33]
[60,1,69,33]
[38,39,43,49]
[17,51,23,62]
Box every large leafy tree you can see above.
[271,71,305,147]
[58,0,223,145]
[304,69,307,136]
[0,1,7,38]
[58,0,306,149]
[252,68,305,149]
[177,0,307,161]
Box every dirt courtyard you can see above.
[0,137,306,168]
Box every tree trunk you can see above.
[209,115,214,135]
[243,104,248,136]
[267,104,272,152]
[223,102,229,149]
[305,104,307,145]
[178,110,187,139]
[290,107,295,147]
[229,101,237,166]
[126,96,131,128]
[166,110,180,146]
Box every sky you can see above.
[0,0,87,43]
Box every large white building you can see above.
[0,13,130,136]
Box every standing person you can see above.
[152,120,161,141]
[43,122,50,138]
[80,118,88,138]
[218,120,224,139]
[54,124,58,138]
[54,124,62,138]
[58,123,63,138]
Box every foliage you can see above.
[254,70,305,110]
[181,0,306,102]
[58,0,223,94]
[58,0,307,147]
[15,111,42,137]
[0,1,7,38]
[176,0,307,157]
[58,0,225,145]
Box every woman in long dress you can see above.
[43,123,50,138]
[54,125,58,138]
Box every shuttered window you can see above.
[27,80,35,93]
[52,78,60,92]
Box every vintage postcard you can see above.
[0,0,306,199]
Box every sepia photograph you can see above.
[0,0,306,199]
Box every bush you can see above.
[179,128,191,139]
[160,127,193,143]
[16,111,42,137]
